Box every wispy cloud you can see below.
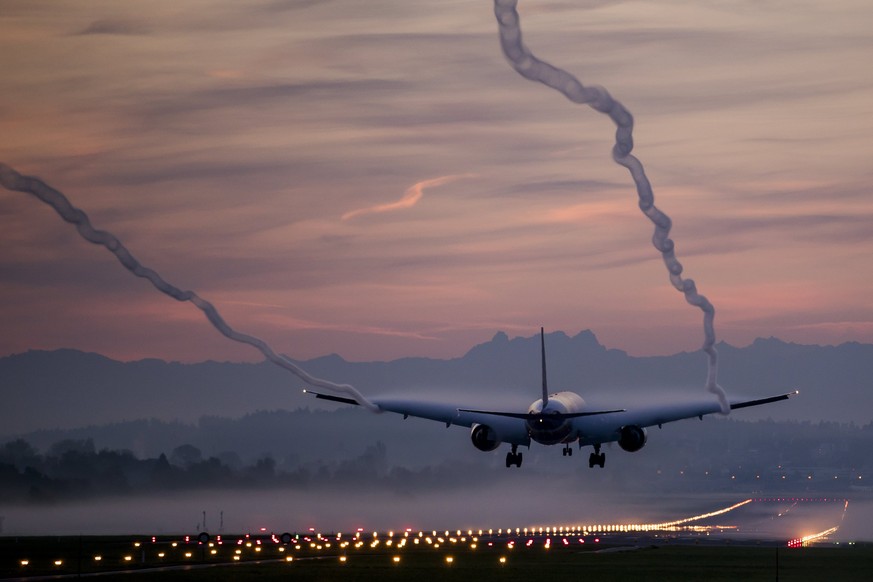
[341,174,474,221]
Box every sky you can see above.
[1,0,872,363]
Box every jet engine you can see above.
[470,423,501,452]
[618,425,647,452]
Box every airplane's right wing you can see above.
[303,390,532,446]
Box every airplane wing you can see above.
[303,390,533,446]
[304,389,797,448]
[573,391,798,446]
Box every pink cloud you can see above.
[341,174,474,221]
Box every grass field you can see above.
[2,533,871,581]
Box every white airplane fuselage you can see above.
[526,391,586,445]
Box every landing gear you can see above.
[562,444,573,457]
[588,444,605,468]
[505,444,523,468]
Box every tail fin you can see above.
[540,327,549,406]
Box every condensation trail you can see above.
[0,162,381,413]
[493,0,729,413]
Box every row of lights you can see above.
[20,498,849,569]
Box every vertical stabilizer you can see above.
[540,327,549,406]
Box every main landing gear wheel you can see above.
[505,445,523,468]
[588,444,605,468]
[562,445,573,457]
[588,452,606,468]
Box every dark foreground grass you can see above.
[2,536,871,581]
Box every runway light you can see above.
[445,556,454,565]
[54,560,63,566]
[20,560,29,567]
[286,556,294,562]
[233,555,240,561]
[339,556,347,563]
[393,556,401,563]
[184,552,192,558]
[124,556,132,562]
[158,552,165,558]
[94,555,102,561]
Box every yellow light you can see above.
[158,553,165,558]
[255,547,262,553]
[20,560,29,567]
[134,542,141,547]
[393,556,401,563]
[339,556,347,563]
[210,549,217,555]
[499,556,507,564]
[279,547,285,552]
[235,549,242,555]
[184,552,192,558]
[54,560,63,566]
[445,556,454,564]
[286,556,294,562]
[124,556,132,562]
[171,542,177,547]
[94,555,102,561]
[233,556,240,561]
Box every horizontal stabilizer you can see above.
[457,408,624,420]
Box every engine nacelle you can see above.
[618,425,647,452]
[470,423,501,452]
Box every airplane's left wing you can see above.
[573,390,798,446]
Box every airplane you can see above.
[304,328,797,469]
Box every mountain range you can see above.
[2,330,871,438]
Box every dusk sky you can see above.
[2,0,872,363]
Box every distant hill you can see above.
[2,330,872,436]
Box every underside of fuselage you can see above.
[525,391,585,445]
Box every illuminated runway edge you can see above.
[3,498,852,578]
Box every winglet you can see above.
[540,327,549,407]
